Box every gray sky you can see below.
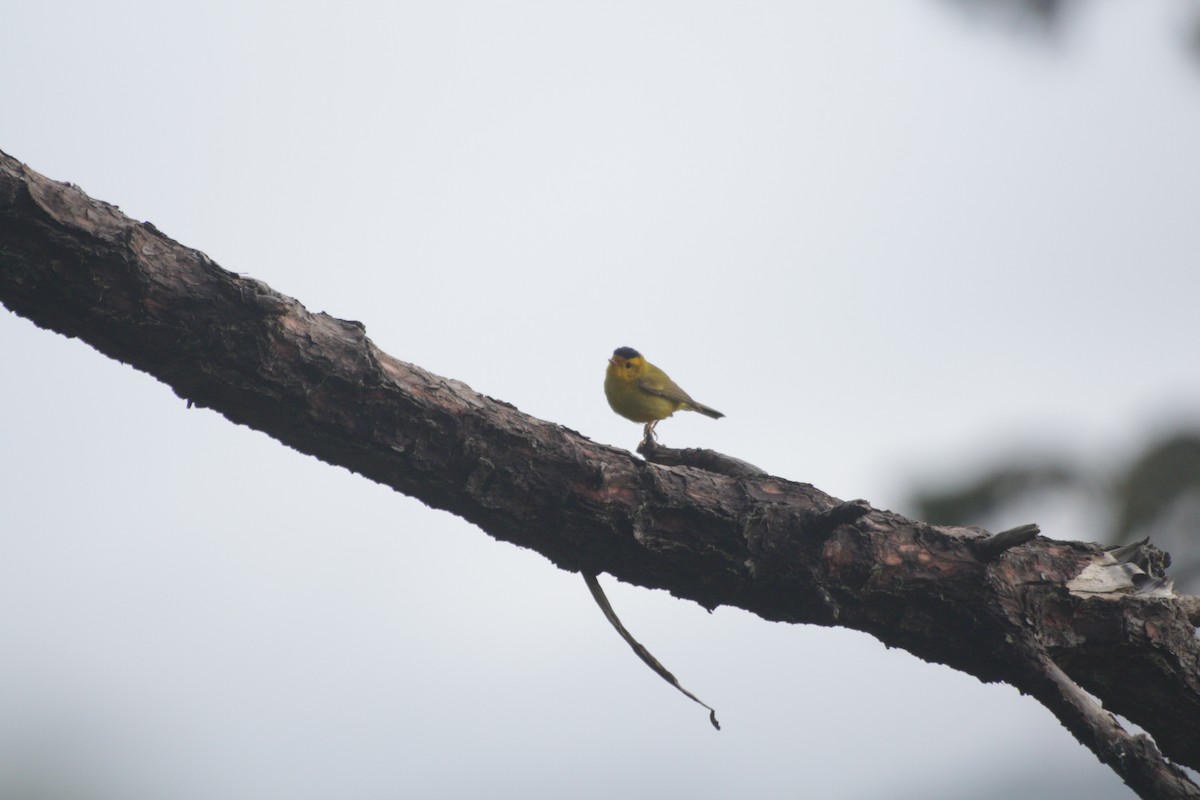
[3,2,1199,798]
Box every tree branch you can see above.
[3,150,1199,798]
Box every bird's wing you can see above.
[636,374,694,405]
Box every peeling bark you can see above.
[2,150,1198,799]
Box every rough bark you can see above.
[3,150,1199,799]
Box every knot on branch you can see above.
[637,439,766,478]
[812,499,872,535]
[972,523,1041,560]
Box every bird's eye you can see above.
[625,363,633,368]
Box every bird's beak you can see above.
[608,357,618,366]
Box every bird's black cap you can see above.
[613,347,641,359]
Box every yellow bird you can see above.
[605,346,724,440]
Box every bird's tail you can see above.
[689,402,724,419]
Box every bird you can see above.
[604,346,723,441]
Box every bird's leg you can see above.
[642,420,659,446]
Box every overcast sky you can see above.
[3,2,1200,798]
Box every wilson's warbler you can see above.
[605,347,724,440]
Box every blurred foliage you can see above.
[913,461,1078,524]
[1190,12,1200,68]
[941,0,1080,31]
[940,0,1200,66]
[1114,433,1200,542]
[911,431,1200,590]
